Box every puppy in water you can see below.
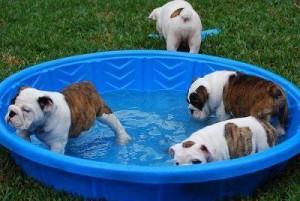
[186,71,288,135]
[5,82,131,154]
[170,116,277,165]
[149,0,202,53]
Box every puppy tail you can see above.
[170,7,192,21]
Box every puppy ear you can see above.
[38,96,54,112]
[169,147,175,156]
[196,86,209,101]
[200,144,211,160]
[149,8,159,20]
[10,86,30,104]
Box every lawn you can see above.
[0,0,299,200]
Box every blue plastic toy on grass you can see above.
[148,28,221,41]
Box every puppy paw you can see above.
[117,131,131,145]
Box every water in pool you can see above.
[31,90,216,166]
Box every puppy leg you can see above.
[98,106,131,145]
[166,35,180,51]
[17,130,31,142]
[50,141,67,154]
[188,33,201,53]
[216,103,230,121]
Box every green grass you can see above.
[0,0,299,200]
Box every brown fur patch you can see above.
[196,86,209,102]
[224,123,253,159]
[189,86,209,110]
[182,140,195,148]
[223,73,288,130]
[61,82,112,138]
[170,8,184,18]
[11,86,29,104]
[257,119,277,147]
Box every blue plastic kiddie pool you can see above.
[0,50,299,200]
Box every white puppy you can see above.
[149,0,202,53]
[187,70,288,135]
[5,82,131,154]
[170,116,277,165]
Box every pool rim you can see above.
[0,50,299,184]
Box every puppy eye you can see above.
[22,108,30,113]
[191,159,202,164]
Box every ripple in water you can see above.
[31,90,217,166]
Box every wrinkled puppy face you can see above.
[5,87,54,131]
[187,78,210,120]
[169,140,211,166]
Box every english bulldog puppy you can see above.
[170,116,277,165]
[5,82,131,154]
[187,70,288,135]
[148,0,202,53]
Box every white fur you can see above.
[149,0,202,53]
[98,114,131,145]
[170,116,270,165]
[5,88,130,154]
[188,70,237,120]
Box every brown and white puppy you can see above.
[5,82,131,154]
[149,0,202,53]
[170,116,277,165]
[187,71,288,135]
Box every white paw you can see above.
[116,131,131,145]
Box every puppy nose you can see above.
[9,111,16,118]
[189,109,194,114]
[175,162,179,166]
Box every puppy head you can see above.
[5,87,55,131]
[187,78,210,120]
[148,7,161,20]
[170,140,211,165]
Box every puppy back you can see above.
[224,123,253,159]
[223,73,288,123]
[61,82,110,138]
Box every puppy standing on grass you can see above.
[5,82,131,154]
[149,0,202,53]
[170,116,277,165]
[187,71,288,135]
